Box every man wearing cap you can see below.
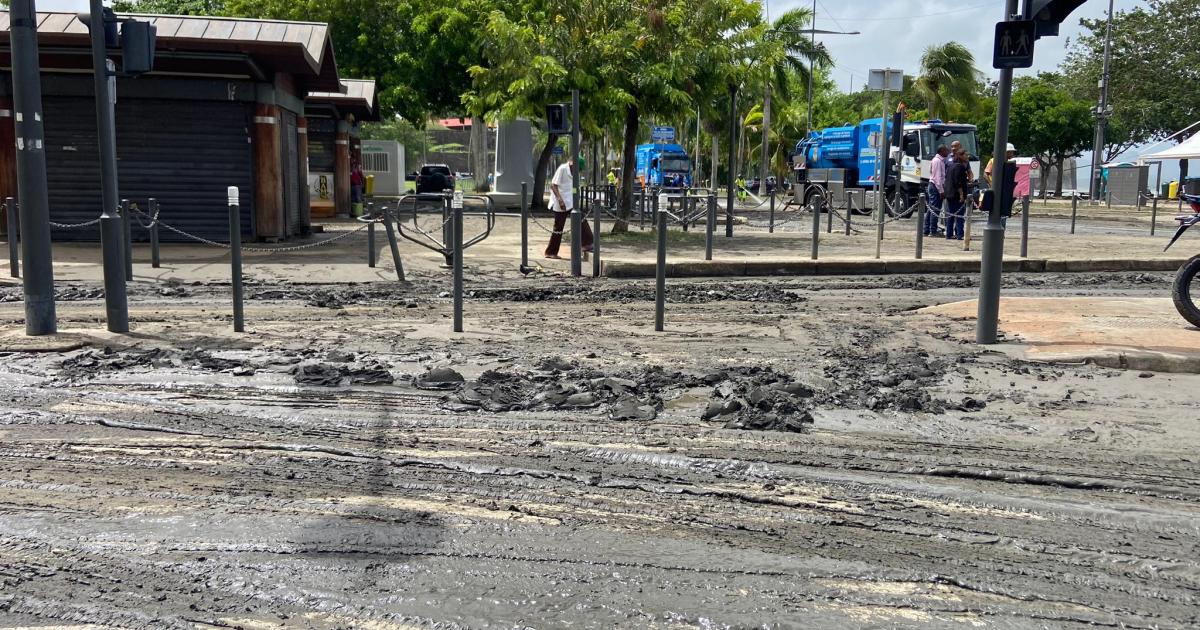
[545,156,594,259]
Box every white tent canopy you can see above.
[1141,131,1200,161]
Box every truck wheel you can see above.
[1172,255,1200,329]
[885,188,916,219]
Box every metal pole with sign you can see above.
[868,69,901,260]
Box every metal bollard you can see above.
[651,190,659,227]
[682,189,689,232]
[915,192,925,260]
[1151,196,1158,236]
[5,197,18,278]
[811,190,821,260]
[875,192,884,259]
[382,208,405,281]
[520,182,529,271]
[99,212,129,333]
[705,193,715,261]
[844,192,852,236]
[639,186,646,231]
[121,198,133,281]
[654,209,667,332]
[1070,195,1078,234]
[227,187,244,333]
[570,202,582,277]
[440,195,453,268]
[962,202,972,252]
[452,202,464,333]
[149,198,160,269]
[366,202,376,268]
[593,185,602,278]
[827,192,834,233]
[1020,196,1030,258]
[768,188,776,233]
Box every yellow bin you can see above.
[1169,180,1180,199]
[366,174,375,197]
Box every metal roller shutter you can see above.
[43,96,255,242]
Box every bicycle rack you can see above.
[389,191,496,266]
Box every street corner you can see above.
[920,296,1200,373]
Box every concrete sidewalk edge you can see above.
[602,257,1188,279]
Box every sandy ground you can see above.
[0,268,1198,628]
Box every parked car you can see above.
[416,164,455,194]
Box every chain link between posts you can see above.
[131,205,378,253]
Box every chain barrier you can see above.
[132,205,377,253]
[48,217,102,230]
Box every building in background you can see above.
[305,79,379,218]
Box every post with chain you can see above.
[520,181,529,271]
[366,202,376,268]
[681,189,690,232]
[915,192,925,259]
[1150,194,1158,236]
[5,198,18,277]
[705,192,715,261]
[440,193,452,267]
[654,208,667,332]
[227,187,244,333]
[121,198,133,281]
[811,187,821,260]
[1019,195,1030,258]
[1070,194,1078,234]
[826,190,834,233]
[149,198,160,268]
[844,192,852,236]
[768,187,775,233]
[452,196,464,333]
[382,206,405,281]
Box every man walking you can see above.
[545,156,593,260]
[945,148,970,240]
[926,145,948,236]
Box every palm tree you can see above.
[916,42,983,120]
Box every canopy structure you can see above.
[1141,130,1200,162]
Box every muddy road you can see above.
[0,271,1197,628]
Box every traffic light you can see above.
[120,20,156,75]
[1024,0,1088,38]
[546,103,570,135]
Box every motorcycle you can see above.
[1165,192,1200,327]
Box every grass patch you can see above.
[603,227,710,247]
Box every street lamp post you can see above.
[1090,0,1115,203]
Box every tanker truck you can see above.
[791,115,980,217]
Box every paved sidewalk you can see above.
[921,297,1200,373]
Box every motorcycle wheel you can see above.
[1172,255,1200,328]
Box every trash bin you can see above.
[1169,180,1180,199]
[1161,182,1172,198]
[366,174,375,197]
[1186,178,1200,196]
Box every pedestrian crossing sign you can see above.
[993,20,1035,69]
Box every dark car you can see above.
[416,164,455,194]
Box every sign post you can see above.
[868,68,902,259]
[651,126,675,143]
[993,20,1036,69]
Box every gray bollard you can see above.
[768,188,776,233]
[440,194,453,268]
[651,190,659,226]
[1020,195,1030,258]
[99,212,129,333]
[367,202,376,268]
[1070,194,1078,234]
[811,189,821,260]
[1151,196,1158,236]
[382,208,405,281]
[682,188,690,232]
[453,202,464,333]
[705,192,715,261]
[915,192,925,260]
[520,181,529,271]
[121,198,133,281]
[227,187,244,333]
[845,192,852,236]
[639,186,646,231]
[570,197,582,277]
[654,209,667,332]
[875,191,884,259]
[593,186,602,278]
[5,197,18,278]
[149,198,160,269]
[827,192,834,233]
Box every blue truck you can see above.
[636,143,692,187]
[792,117,979,216]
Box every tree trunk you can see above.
[711,134,719,189]
[759,84,771,195]
[1055,156,1065,196]
[471,116,488,192]
[531,133,558,212]
[613,103,639,234]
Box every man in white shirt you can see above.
[545,156,594,259]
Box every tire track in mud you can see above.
[0,273,1197,628]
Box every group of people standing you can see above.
[924,142,1018,241]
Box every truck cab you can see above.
[898,121,981,194]
[636,143,692,187]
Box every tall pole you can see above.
[89,0,128,331]
[9,0,57,335]
[726,84,737,237]
[759,84,771,196]
[570,88,582,276]
[977,0,1019,344]
[806,0,817,133]
[1090,0,1115,203]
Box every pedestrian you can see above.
[945,148,970,240]
[984,143,1019,227]
[983,143,1016,186]
[735,175,747,202]
[544,156,593,260]
[926,145,948,236]
[350,161,365,216]
[606,169,618,187]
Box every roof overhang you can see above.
[306,78,379,122]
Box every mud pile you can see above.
[59,347,246,378]
[292,361,394,386]
[699,366,816,432]
[819,338,985,413]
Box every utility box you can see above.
[1105,164,1148,206]
[360,140,404,197]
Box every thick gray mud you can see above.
[0,271,1197,628]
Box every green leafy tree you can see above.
[1008,74,1093,196]
[916,42,983,120]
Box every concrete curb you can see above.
[602,257,1189,279]
[1030,348,1200,374]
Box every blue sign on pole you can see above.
[552,145,564,155]
[651,126,675,142]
